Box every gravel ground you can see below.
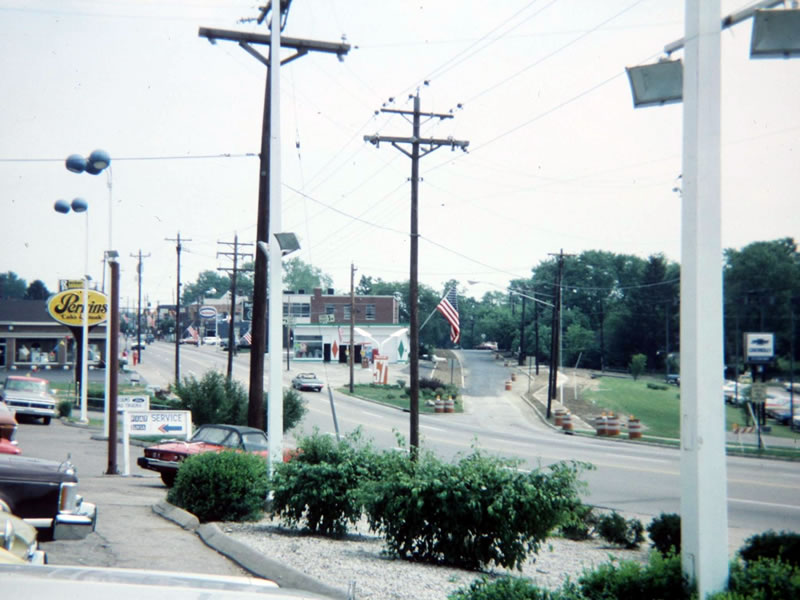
[221,516,650,600]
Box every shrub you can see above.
[167,451,268,522]
[647,513,681,555]
[558,501,598,541]
[447,575,580,600]
[57,399,73,418]
[578,551,690,600]
[174,370,306,432]
[419,376,445,391]
[646,383,669,391]
[629,354,647,380]
[724,556,800,600]
[361,451,586,570]
[596,511,644,549]
[270,429,379,537]
[740,531,800,568]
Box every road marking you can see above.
[421,425,447,432]
[729,497,800,511]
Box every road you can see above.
[92,342,800,550]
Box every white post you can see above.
[104,169,113,438]
[680,1,728,596]
[80,212,89,423]
[122,409,130,476]
[267,2,284,478]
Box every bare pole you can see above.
[364,93,469,456]
[349,262,356,393]
[166,233,188,384]
[218,235,254,382]
[130,250,151,365]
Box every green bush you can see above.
[740,531,800,568]
[647,513,681,556]
[447,575,580,600]
[419,376,445,391]
[57,399,73,418]
[596,512,644,549]
[578,551,690,600]
[629,354,647,380]
[167,451,268,522]
[722,556,800,600]
[646,383,669,391]
[361,451,586,570]
[174,370,306,432]
[558,502,598,541]
[270,429,379,537]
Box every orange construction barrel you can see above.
[628,417,642,439]
[606,413,620,436]
[595,414,607,436]
[562,412,573,433]
[554,407,566,427]
[444,395,455,413]
[504,380,512,391]
[435,395,444,413]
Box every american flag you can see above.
[436,288,460,344]
[242,329,252,345]
[187,325,199,341]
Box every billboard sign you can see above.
[47,289,108,327]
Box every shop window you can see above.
[365,304,376,320]
[294,335,323,359]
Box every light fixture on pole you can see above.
[626,59,683,108]
[54,197,90,424]
[66,149,113,436]
[750,8,800,58]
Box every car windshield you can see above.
[191,426,241,448]
[5,379,47,394]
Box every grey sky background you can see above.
[1,0,797,308]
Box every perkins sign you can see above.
[47,289,108,327]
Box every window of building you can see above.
[294,334,323,359]
[343,305,351,320]
[365,304,376,320]
[325,304,335,315]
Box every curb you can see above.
[151,500,347,599]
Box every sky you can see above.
[1,0,798,308]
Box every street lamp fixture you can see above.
[257,232,301,258]
[750,8,800,58]
[625,59,683,108]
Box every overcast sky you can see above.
[1,0,797,308]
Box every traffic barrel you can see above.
[595,414,608,436]
[554,407,566,427]
[504,380,512,391]
[628,416,642,439]
[562,412,573,433]
[606,413,620,436]
[435,395,444,413]
[445,395,455,413]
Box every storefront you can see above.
[290,323,409,364]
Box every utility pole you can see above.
[364,92,469,456]
[199,10,350,434]
[546,250,572,417]
[349,262,356,393]
[218,234,253,381]
[130,250,150,365]
[518,295,527,366]
[166,233,189,384]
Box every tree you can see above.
[0,271,27,299]
[24,279,50,300]
[182,271,230,305]
[283,257,333,293]
[629,353,647,380]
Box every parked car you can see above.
[723,380,746,405]
[0,376,56,425]
[0,454,96,541]
[137,424,293,487]
[291,372,324,392]
[476,341,498,351]
[180,337,199,345]
[665,373,680,386]
[131,342,146,351]
[0,439,21,455]
[0,512,46,565]
[145,333,155,344]
[202,336,221,346]
[0,401,18,443]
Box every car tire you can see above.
[160,471,177,487]
[42,417,51,425]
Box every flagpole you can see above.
[419,287,452,332]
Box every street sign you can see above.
[117,395,150,413]
[123,410,191,437]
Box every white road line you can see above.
[729,497,800,511]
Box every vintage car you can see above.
[0,400,19,444]
[291,372,324,392]
[0,439,21,455]
[138,424,293,487]
[0,375,57,425]
[0,454,96,541]
[0,512,46,565]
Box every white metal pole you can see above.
[680,1,728,596]
[80,211,89,423]
[267,3,284,478]
[104,169,113,438]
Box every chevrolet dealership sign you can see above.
[744,332,774,364]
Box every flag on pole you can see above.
[242,329,252,345]
[436,288,460,344]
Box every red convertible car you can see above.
[137,424,292,487]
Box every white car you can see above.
[202,336,221,345]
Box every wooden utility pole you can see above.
[217,234,253,381]
[130,250,151,365]
[349,262,356,393]
[546,250,573,417]
[199,18,350,432]
[364,92,469,456]
[166,233,189,384]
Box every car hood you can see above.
[2,391,54,403]
[0,455,77,483]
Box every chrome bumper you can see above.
[53,502,97,541]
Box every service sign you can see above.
[123,410,192,438]
[744,332,774,364]
[47,289,108,327]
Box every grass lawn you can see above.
[582,376,800,448]
[342,383,462,414]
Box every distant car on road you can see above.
[180,337,199,345]
[0,454,96,541]
[0,376,56,425]
[291,372,324,392]
[475,341,498,351]
[131,342,146,351]
[137,424,293,487]
[665,374,680,386]
[145,333,155,344]
[202,336,221,346]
